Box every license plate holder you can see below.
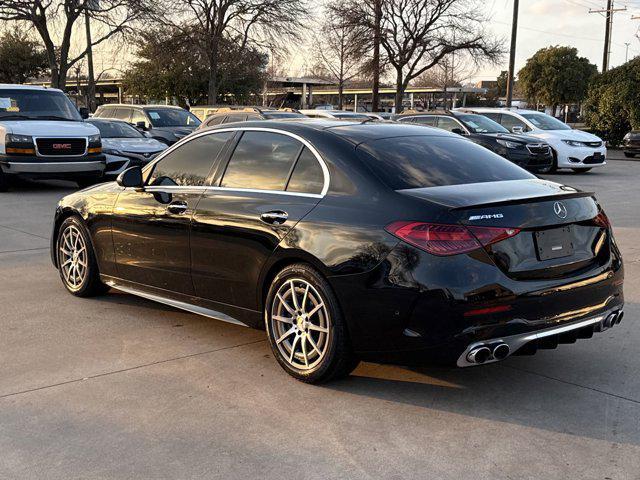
[534,227,575,261]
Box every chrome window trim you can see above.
[142,126,331,197]
[143,184,322,199]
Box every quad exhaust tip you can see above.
[466,343,510,364]
[493,343,510,360]
[466,346,491,364]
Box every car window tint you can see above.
[205,115,225,126]
[148,132,233,187]
[221,131,301,191]
[130,110,147,127]
[287,147,324,195]
[482,112,501,123]
[223,114,247,124]
[246,114,261,120]
[99,107,114,118]
[357,136,534,189]
[436,117,462,132]
[500,114,528,132]
[113,108,131,121]
[412,116,435,126]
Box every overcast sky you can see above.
[472,0,640,81]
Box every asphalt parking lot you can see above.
[1,159,639,480]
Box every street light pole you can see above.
[506,0,519,108]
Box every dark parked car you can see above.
[93,104,201,145]
[623,131,640,158]
[198,107,304,129]
[395,111,554,172]
[51,120,624,383]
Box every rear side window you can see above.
[221,131,301,191]
[482,112,501,122]
[500,114,528,132]
[148,132,232,187]
[113,108,131,121]
[223,114,247,124]
[98,107,114,118]
[357,136,534,189]
[287,147,324,195]
[205,115,225,127]
[413,116,436,126]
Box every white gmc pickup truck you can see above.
[0,84,105,191]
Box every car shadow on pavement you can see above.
[324,350,640,446]
[5,178,78,192]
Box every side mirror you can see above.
[79,107,89,119]
[451,128,466,135]
[136,121,148,131]
[512,126,524,134]
[116,166,143,188]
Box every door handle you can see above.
[260,210,288,225]
[167,201,188,215]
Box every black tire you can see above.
[546,149,559,173]
[0,170,8,192]
[76,178,98,189]
[624,152,635,158]
[571,168,592,173]
[56,216,110,297]
[265,263,359,384]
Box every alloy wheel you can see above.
[59,225,88,290]
[270,278,331,370]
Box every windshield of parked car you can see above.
[145,108,201,127]
[263,112,305,119]
[333,113,371,120]
[456,114,509,134]
[521,112,571,131]
[88,120,145,139]
[357,136,534,189]
[0,89,82,121]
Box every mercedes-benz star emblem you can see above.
[554,201,568,219]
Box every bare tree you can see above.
[380,0,502,113]
[330,0,385,112]
[311,5,368,109]
[413,51,477,109]
[162,0,307,104]
[0,0,155,90]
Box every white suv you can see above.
[0,85,105,191]
[461,108,606,172]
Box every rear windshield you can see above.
[357,136,534,189]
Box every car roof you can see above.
[98,104,185,110]
[200,118,455,144]
[0,84,63,93]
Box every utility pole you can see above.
[506,0,519,108]
[625,42,631,62]
[85,0,98,112]
[371,0,382,113]
[590,1,627,72]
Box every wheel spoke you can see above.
[307,302,324,318]
[301,336,309,367]
[273,315,293,324]
[306,334,322,356]
[276,326,297,345]
[301,284,310,311]
[289,280,299,310]
[276,293,296,316]
[61,258,73,267]
[289,335,300,363]
[307,323,328,334]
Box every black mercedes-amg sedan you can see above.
[51,120,625,383]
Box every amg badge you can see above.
[468,213,504,221]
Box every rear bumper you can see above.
[0,154,105,177]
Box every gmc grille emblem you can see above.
[52,143,72,150]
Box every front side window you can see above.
[500,114,528,132]
[146,108,201,127]
[113,108,132,122]
[436,117,464,133]
[456,114,508,134]
[0,89,82,121]
[357,136,535,190]
[130,110,148,127]
[89,121,144,138]
[223,114,248,124]
[221,131,302,191]
[148,132,232,187]
[412,116,436,126]
[286,147,324,195]
[521,113,571,131]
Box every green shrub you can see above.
[584,58,640,146]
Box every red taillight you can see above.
[464,305,512,317]
[385,222,520,256]
[594,211,610,228]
